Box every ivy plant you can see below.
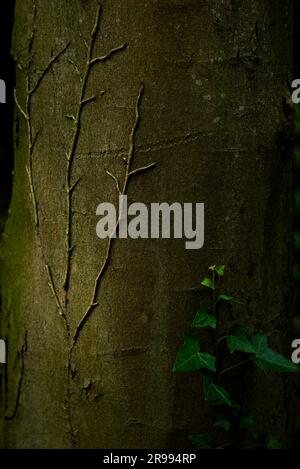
[173,265,299,449]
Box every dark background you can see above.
[294,2,300,315]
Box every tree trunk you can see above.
[0,0,294,448]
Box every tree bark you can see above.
[0,0,294,448]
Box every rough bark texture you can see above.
[0,0,294,448]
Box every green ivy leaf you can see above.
[232,400,241,416]
[250,334,299,373]
[295,232,300,251]
[266,435,282,449]
[215,265,225,276]
[226,335,256,354]
[251,353,298,373]
[250,357,270,374]
[231,325,249,337]
[201,277,215,289]
[214,415,231,431]
[218,294,241,303]
[209,265,225,276]
[173,334,216,372]
[240,415,257,439]
[250,333,268,354]
[294,191,300,210]
[189,433,214,449]
[203,376,232,407]
[192,305,216,330]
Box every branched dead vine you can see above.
[14,42,70,228]
[63,3,127,306]
[11,0,156,448]
[12,6,70,426]
[70,83,156,355]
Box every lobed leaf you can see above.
[240,415,257,439]
[226,335,256,354]
[203,376,232,407]
[215,265,225,276]
[250,334,299,373]
[214,415,231,431]
[266,435,282,449]
[201,277,215,289]
[189,433,214,449]
[218,294,241,303]
[192,305,216,330]
[173,334,216,372]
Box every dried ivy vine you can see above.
[12,1,156,446]
[62,3,127,306]
[8,2,71,425]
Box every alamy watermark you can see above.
[96,196,204,250]
[291,81,300,365]
[0,79,6,103]
[291,339,300,364]
[292,79,300,104]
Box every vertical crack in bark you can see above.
[63,2,127,306]
[65,367,76,448]
[5,331,28,421]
